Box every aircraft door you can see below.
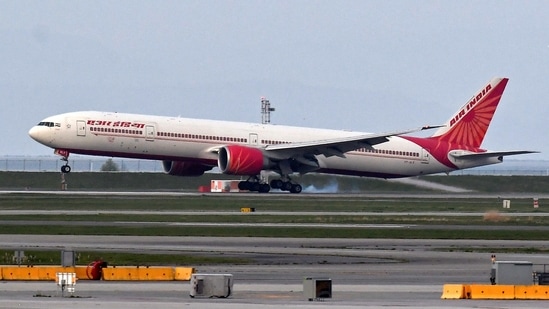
[76,120,86,137]
[249,133,258,145]
[421,148,430,163]
[145,125,155,141]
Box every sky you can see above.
[1,0,548,159]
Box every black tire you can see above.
[259,183,271,193]
[270,179,283,189]
[281,181,292,191]
[290,184,302,194]
[250,182,260,192]
[238,181,249,191]
[61,165,71,173]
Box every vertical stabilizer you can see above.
[431,78,508,148]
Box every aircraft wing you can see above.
[450,150,540,160]
[264,125,443,159]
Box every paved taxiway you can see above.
[1,236,549,308]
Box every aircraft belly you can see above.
[319,153,451,178]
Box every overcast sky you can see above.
[1,0,548,160]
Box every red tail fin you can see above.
[431,78,508,148]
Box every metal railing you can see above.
[0,156,163,172]
[1,156,548,175]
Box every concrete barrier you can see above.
[174,267,195,281]
[467,284,515,299]
[515,285,549,300]
[441,284,467,299]
[101,267,175,281]
[1,266,76,280]
[74,266,90,279]
[137,267,175,281]
[0,265,191,281]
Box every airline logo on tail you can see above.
[431,78,508,148]
[449,83,492,127]
[403,78,510,168]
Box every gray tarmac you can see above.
[1,190,549,307]
[1,236,549,308]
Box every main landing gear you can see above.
[238,176,303,194]
[269,179,302,193]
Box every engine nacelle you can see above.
[218,145,270,175]
[162,160,212,176]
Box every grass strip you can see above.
[0,225,547,240]
[2,214,549,226]
[0,250,250,266]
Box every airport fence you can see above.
[0,156,548,176]
[0,156,163,173]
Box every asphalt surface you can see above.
[1,236,549,308]
[1,190,549,308]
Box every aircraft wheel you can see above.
[281,181,292,191]
[61,165,71,173]
[259,183,271,193]
[250,182,260,192]
[290,184,302,194]
[238,181,249,191]
[270,179,283,189]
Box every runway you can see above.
[3,189,549,199]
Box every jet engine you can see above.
[162,160,212,176]
[218,145,270,175]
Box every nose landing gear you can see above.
[54,149,71,173]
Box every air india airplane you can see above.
[29,77,536,193]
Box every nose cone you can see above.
[28,126,42,142]
[28,125,52,146]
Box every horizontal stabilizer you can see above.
[450,150,539,160]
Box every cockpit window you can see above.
[37,122,60,127]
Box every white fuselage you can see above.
[29,111,457,178]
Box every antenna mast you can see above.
[261,97,275,124]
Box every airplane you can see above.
[29,77,537,193]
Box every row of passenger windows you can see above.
[90,127,142,135]
[356,148,420,157]
[157,131,248,143]
[91,128,419,158]
[261,139,291,145]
